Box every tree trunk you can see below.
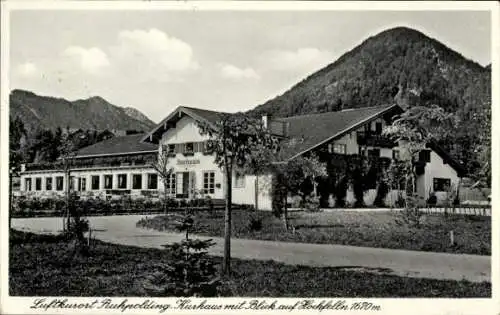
[222,165,232,275]
[254,176,259,211]
[65,168,71,232]
[283,191,289,230]
[163,183,168,215]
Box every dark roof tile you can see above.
[277,104,399,160]
[74,134,157,158]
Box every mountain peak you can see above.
[376,26,427,38]
[251,26,490,118]
[86,95,108,103]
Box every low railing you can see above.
[421,205,491,217]
[356,131,396,148]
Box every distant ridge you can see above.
[10,89,156,134]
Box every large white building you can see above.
[19,104,465,208]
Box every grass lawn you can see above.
[137,210,491,255]
[9,230,490,297]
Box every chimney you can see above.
[262,114,269,129]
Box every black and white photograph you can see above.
[1,1,497,314]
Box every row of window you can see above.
[24,177,64,192]
[162,141,211,155]
[326,146,431,163]
[23,174,159,192]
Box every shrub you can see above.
[205,196,214,213]
[303,194,321,212]
[395,192,405,208]
[53,197,66,211]
[142,213,220,297]
[271,175,286,218]
[333,177,348,207]
[427,192,437,206]
[179,199,188,208]
[352,172,365,208]
[374,181,389,207]
[64,192,91,257]
[166,198,178,209]
[247,214,263,232]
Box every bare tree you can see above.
[151,147,174,214]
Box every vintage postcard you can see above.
[1,1,498,314]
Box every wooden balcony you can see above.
[356,131,396,148]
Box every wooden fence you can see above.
[421,205,491,217]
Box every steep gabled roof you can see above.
[74,134,157,158]
[427,140,467,177]
[277,104,402,160]
[141,106,230,144]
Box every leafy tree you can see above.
[272,154,327,229]
[383,105,455,226]
[9,116,27,170]
[198,113,277,275]
[151,148,174,214]
[469,103,491,189]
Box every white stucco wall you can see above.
[232,174,273,210]
[332,132,358,154]
[160,116,225,200]
[422,151,460,205]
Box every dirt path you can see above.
[12,215,491,283]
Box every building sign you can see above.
[177,159,200,165]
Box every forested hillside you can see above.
[251,27,491,180]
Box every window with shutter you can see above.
[185,142,194,155]
[419,150,431,163]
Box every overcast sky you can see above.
[10,10,491,123]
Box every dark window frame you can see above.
[56,176,63,191]
[184,142,194,155]
[35,177,42,191]
[147,173,158,189]
[333,143,346,154]
[25,178,32,191]
[419,149,431,163]
[45,177,52,191]
[104,175,113,189]
[433,178,451,192]
[392,149,400,160]
[203,171,215,194]
[91,175,100,190]
[132,174,142,190]
[117,174,127,189]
